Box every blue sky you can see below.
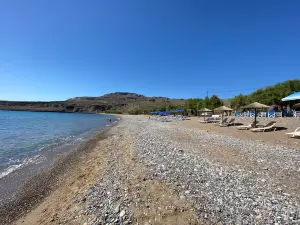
[0,0,299,101]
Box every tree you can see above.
[185,98,202,109]
[203,97,210,109]
[230,94,247,109]
[209,95,223,109]
[231,79,300,108]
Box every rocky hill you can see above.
[0,92,186,114]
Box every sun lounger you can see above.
[250,121,277,132]
[286,127,300,138]
[215,117,229,126]
[236,121,258,130]
[220,118,236,127]
[199,117,215,123]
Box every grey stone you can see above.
[114,204,120,213]
[120,210,126,218]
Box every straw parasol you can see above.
[197,108,212,120]
[214,106,233,121]
[242,102,270,127]
[198,107,212,112]
[214,106,233,112]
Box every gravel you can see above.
[81,131,133,225]
[81,116,300,224]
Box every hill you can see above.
[1,80,299,114]
[0,92,186,114]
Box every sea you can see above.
[0,110,117,179]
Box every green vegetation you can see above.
[114,80,300,114]
[180,79,300,114]
[183,95,223,110]
[104,110,123,114]
[230,79,300,109]
[1,80,299,115]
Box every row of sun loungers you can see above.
[199,117,219,123]
[151,115,299,138]
[149,115,187,122]
[200,117,300,138]
[237,121,277,132]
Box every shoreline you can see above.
[0,112,120,180]
[8,115,300,224]
[0,119,119,224]
[0,108,103,114]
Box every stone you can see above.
[114,204,120,213]
[120,210,126,218]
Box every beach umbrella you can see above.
[159,111,168,116]
[198,108,212,120]
[214,106,233,121]
[198,108,212,113]
[242,102,270,127]
[282,92,300,101]
[214,106,233,112]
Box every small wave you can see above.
[1,158,21,167]
[0,164,23,179]
[0,155,46,179]
[75,137,84,141]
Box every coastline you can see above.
[7,115,300,224]
[0,112,119,180]
[0,108,101,114]
[0,118,119,224]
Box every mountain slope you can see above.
[0,92,186,113]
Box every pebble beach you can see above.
[8,115,300,225]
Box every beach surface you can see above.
[9,115,300,224]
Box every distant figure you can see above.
[108,118,112,122]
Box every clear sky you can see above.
[0,0,299,101]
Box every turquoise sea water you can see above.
[0,110,116,178]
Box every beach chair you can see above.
[215,117,228,126]
[236,121,258,130]
[211,115,221,123]
[180,116,187,121]
[220,118,235,127]
[286,127,300,138]
[199,117,214,123]
[268,110,276,118]
[235,112,242,117]
[250,121,277,132]
[249,111,255,117]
